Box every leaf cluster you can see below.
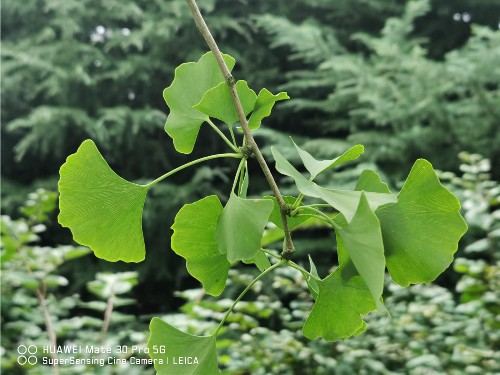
[56,49,468,373]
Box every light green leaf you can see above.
[58,140,147,262]
[193,80,257,125]
[355,170,392,194]
[302,267,376,341]
[248,89,289,130]
[216,193,273,263]
[318,188,396,222]
[171,196,229,296]
[337,193,386,311]
[376,159,468,286]
[148,317,219,375]
[264,195,309,230]
[271,147,396,221]
[164,52,236,154]
[243,250,271,272]
[292,140,364,179]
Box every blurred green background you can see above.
[1,0,499,373]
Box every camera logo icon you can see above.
[17,345,38,365]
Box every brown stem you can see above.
[100,290,115,343]
[24,261,59,374]
[36,288,59,375]
[185,0,295,259]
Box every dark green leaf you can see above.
[302,267,376,341]
[336,193,386,311]
[148,317,219,375]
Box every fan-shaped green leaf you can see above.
[193,80,257,125]
[376,159,468,286]
[336,193,385,311]
[242,250,271,272]
[216,193,273,263]
[58,140,147,262]
[248,89,289,130]
[318,188,395,222]
[355,170,392,194]
[148,317,219,375]
[171,196,229,296]
[164,52,236,154]
[292,140,364,179]
[302,267,376,341]
[271,147,396,221]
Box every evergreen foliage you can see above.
[255,0,500,179]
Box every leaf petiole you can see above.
[291,193,304,211]
[144,153,242,188]
[231,158,246,193]
[298,206,341,231]
[214,259,285,335]
[294,213,330,224]
[228,122,237,146]
[207,118,239,152]
[261,249,322,282]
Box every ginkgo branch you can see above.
[185,0,295,260]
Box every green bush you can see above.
[1,190,152,374]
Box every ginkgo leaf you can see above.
[193,80,257,125]
[216,193,273,263]
[243,250,271,272]
[318,188,396,222]
[302,267,376,341]
[292,140,364,179]
[336,193,386,311]
[171,196,229,296]
[248,89,289,130]
[58,139,148,262]
[271,147,396,221]
[164,52,236,154]
[148,317,219,375]
[376,159,468,286]
[355,170,392,194]
[264,195,309,230]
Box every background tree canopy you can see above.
[1,0,499,373]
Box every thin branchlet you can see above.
[185,0,295,258]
